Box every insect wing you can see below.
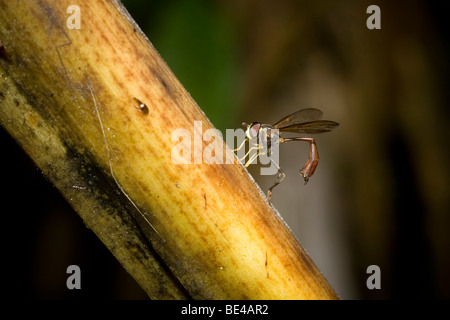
[278,120,339,134]
[273,108,323,129]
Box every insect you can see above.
[132,97,149,114]
[236,108,339,201]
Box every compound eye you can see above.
[249,122,260,139]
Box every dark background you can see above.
[1,0,449,299]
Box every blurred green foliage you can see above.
[122,0,239,132]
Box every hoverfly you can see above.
[236,108,339,201]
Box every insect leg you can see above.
[244,148,265,168]
[267,159,285,202]
[239,144,262,163]
[233,137,248,152]
[281,137,319,184]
